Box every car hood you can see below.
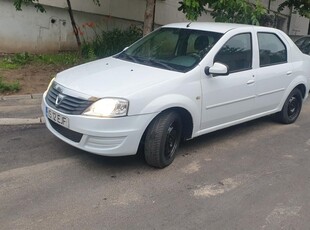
[55,57,182,98]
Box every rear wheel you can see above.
[144,111,182,168]
[278,88,302,124]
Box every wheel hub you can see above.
[165,123,178,158]
[288,96,298,118]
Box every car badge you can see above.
[55,84,63,93]
[55,94,65,107]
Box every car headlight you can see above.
[83,98,129,118]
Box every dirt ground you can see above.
[0,63,70,96]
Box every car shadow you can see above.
[182,115,276,148]
[63,115,278,171]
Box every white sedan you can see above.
[42,22,310,168]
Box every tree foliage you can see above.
[178,0,267,25]
[179,0,310,24]
[178,0,205,21]
[212,0,266,25]
[278,0,310,18]
[13,0,46,12]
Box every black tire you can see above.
[144,111,182,168]
[278,88,302,124]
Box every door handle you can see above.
[247,79,255,85]
[286,71,293,76]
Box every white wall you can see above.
[0,0,144,53]
[39,0,146,21]
[0,0,74,53]
[0,0,309,53]
[39,0,213,24]
[289,13,309,36]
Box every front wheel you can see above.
[144,111,182,168]
[277,88,302,124]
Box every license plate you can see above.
[46,107,69,128]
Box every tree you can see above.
[178,0,267,25]
[13,0,101,48]
[179,0,310,24]
[143,0,156,35]
[278,0,310,18]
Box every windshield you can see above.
[115,27,223,72]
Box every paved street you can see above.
[1,100,310,230]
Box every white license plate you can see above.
[46,107,69,128]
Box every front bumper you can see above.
[42,92,156,156]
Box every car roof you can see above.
[162,22,257,34]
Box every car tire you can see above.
[144,111,182,168]
[278,88,302,124]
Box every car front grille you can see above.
[48,119,83,143]
[46,86,93,115]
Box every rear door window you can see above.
[258,33,287,67]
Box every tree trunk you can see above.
[66,0,81,48]
[143,0,156,36]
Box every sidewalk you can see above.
[0,93,45,125]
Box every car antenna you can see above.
[186,22,192,28]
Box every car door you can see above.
[200,32,256,131]
[253,31,292,114]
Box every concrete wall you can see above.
[39,0,145,20]
[0,0,144,53]
[0,0,75,53]
[0,0,309,53]
[289,13,310,36]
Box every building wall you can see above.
[0,1,74,53]
[0,0,144,53]
[289,13,310,36]
[0,0,309,53]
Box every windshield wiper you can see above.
[147,59,177,71]
[117,54,177,71]
[117,52,138,63]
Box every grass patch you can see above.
[0,61,18,70]
[0,52,82,71]
[34,52,81,66]
[0,77,20,93]
[0,25,143,70]
[0,52,32,70]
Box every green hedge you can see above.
[81,25,143,59]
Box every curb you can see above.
[0,93,45,126]
[0,117,45,125]
[0,93,43,101]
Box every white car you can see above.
[42,22,310,168]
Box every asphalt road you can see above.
[1,100,310,230]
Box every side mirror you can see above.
[205,62,229,76]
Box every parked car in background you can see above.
[295,36,310,55]
[42,22,310,168]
